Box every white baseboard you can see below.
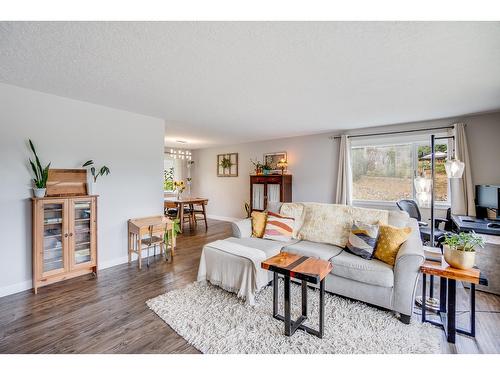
[207,214,242,222]
[0,279,33,298]
[0,248,158,298]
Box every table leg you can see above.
[179,203,184,233]
[301,280,307,317]
[319,279,325,338]
[440,277,447,313]
[171,227,175,257]
[447,279,457,343]
[273,272,278,318]
[284,275,291,336]
[128,232,132,264]
[422,273,427,322]
[429,275,434,299]
[470,283,476,337]
[137,234,142,270]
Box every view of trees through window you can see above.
[351,142,448,202]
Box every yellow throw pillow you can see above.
[374,224,412,266]
[251,211,267,238]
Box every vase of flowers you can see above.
[250,159,264,175]
[174,180,186,199]
[443,232,484,270]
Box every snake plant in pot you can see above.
[443,232,485,270]
[28,139,51,198]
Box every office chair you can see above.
[396,199,451,247]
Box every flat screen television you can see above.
[476,185,500,220]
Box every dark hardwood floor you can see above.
[0,218,498,354]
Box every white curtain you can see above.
[335,135,352,205]
[450,123,476,216]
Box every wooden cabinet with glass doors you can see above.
[32,196,97,293]
[250,174,292,212]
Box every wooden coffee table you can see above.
[261,252,333,338]
[420,258,488,343]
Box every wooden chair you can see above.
[165,201,178,219]
[141,224,172,267]
[191,199,208,231]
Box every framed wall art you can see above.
[264,151,287,174]
[217,153,238,177]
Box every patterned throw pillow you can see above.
[263,212,294,242]
[345,221,380,259]
[374,224,412,266]
[251,211,267,238]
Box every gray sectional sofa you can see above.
[231,202,425,323]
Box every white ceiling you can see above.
[1,22,500,149]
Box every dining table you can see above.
[164,196,209,233]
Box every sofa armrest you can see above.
[231,218,252,238]
[393,218,425,316]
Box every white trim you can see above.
[353,199,450,211]
[207,214,242,222]
[0,279,33,298]
[0,249,161,298]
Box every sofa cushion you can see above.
[251,211,267,238]
[263,211,294,242]
[225,237,288,257]
[282,240,343,260]
[388,210,410,227]
[279,202,305,238]
[374,224,412,266]
[330,250,394,288]
[294,203,389,248]
[345,221,380,259]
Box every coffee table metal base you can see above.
[272,272,325,338]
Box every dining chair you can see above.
[141,223,172,267]
[191,199,208,231]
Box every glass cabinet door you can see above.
[252,183,265,210]
[42,202,65,275]
[267,184,281,204]
[72,200,93,266]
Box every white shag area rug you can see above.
[147,281,441,354]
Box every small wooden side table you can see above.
[127,216,174,269]
[420,258,488,343]
[261,252,332,338]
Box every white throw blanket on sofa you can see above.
[197,239,274,305]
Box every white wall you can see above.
[191,111,500,220]
[191,133,338,219]
[0,83,164,297]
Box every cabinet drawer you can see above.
[251,176,282,184]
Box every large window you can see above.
[164,148,192,192]
[351,138,449,204]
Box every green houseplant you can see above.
[250,159,264,175]
[82,160,110,195]
[262,162,272,175]
[28,139,51,198]
[442,232,485,270]
[164,218,182,260]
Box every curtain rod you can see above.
[329,125,454,140]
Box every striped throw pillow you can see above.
[263,212,294,242]
[345,221,380,260]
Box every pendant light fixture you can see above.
[445,158,465,178]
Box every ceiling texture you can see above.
[1,21,499,149]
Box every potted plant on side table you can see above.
[28,139,51,198]
[443,232,485,270]
[82,160,111,195]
